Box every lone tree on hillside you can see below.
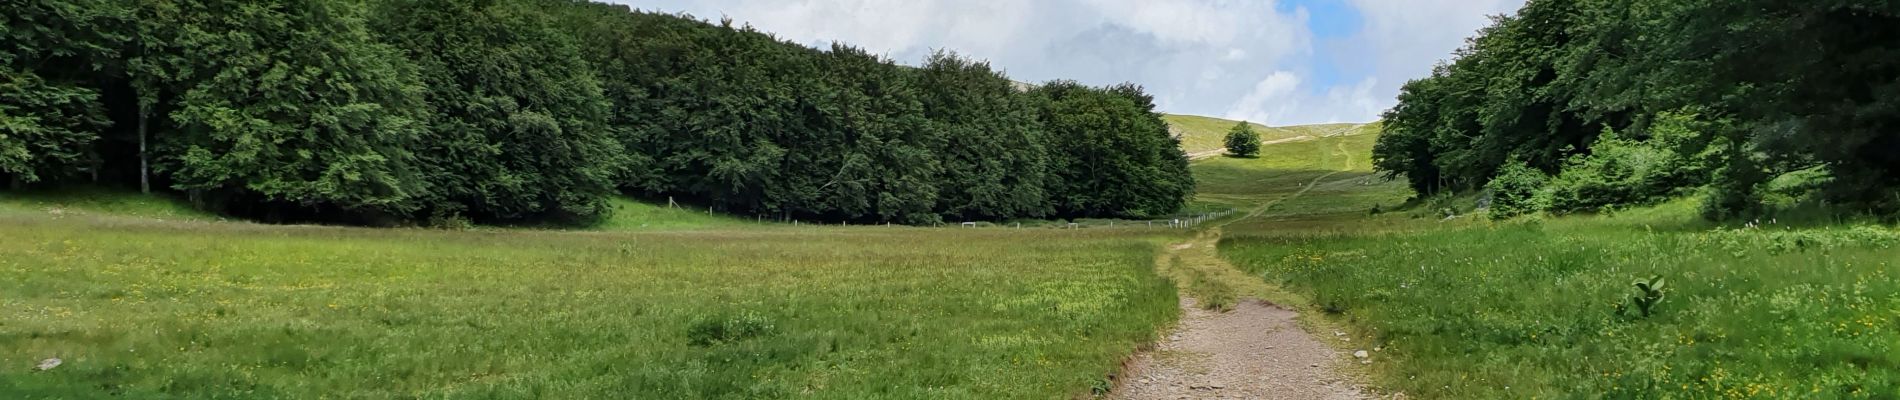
[1224,121,1262,158]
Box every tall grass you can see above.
[1224,207,1900,398]
[0,212,1179,398]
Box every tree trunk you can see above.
[139,106,150,194]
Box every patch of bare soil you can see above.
[1110,297,1367,400]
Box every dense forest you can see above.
[1373,0,1900,219]
[0,0,1192,225]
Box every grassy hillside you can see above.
[1186,121,1406,218]
[1162,114,1371,155]
[1200,124,1900,397]
[0,209,1180,398]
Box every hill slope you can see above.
[1162,114,1376,156]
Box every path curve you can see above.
[1111,135,1371,399]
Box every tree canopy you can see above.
[0,0,1196,225]
[1374,0,1900,219]
[1224,121,1261,158]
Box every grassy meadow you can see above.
[1224,211,1900,398]
[0,207,1182,398]
[1196,124,1900,398]
[8,116,1899,399]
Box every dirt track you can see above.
[1113,133,1374,399]
[1111,298,1366,400]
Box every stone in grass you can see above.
[36,358,61,371]
[1353,350,1369,359]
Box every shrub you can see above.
[1485,160,1547,220]
[1547,112,1713,214]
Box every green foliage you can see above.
[1223,120,1261,158]
[1374,0,1900,219]
[370,0,619,223]
[1619,275,1667,319]
[0,70,107,184]
[1034,81,1194,219]
[133,0,430,220]
[802,45,944,224]
[917,51,1053,220]
[0,0,1194,225]
[1544,111,1714,215]
[1484,160,1546,220]
[0,0,128,185]
[545,3,1182,224]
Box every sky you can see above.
[607,0,1525,126]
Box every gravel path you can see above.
[1110,136,1377,399]
[1110,287,1369,400]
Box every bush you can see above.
[1546,112,1713,214]
[1484,161,1547,220]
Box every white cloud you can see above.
[1328,0,1523,122]
[1225,71,1303,124]
[1222,48,1248,61]
[1224,73,1382,126]
[658,0,1034,61]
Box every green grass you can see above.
[1223,216,1900,398]
[590,197,760,231]
[0,213,1180,398]
[1161,114,1366,155]
[0,187,215,222]
[1188,127,1410,223]
[1199,124,1900,398]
